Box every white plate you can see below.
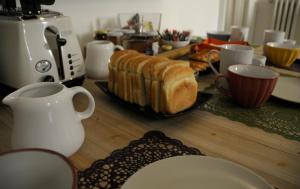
[121,156,273,189]
[272,76,300,103]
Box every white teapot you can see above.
[2,82,95,157]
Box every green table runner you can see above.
[200,92,300,141]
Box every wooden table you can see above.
[0,77,299,189]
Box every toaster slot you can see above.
[45,26,65,80]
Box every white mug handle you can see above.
[114,45,124,51]
[207,49,220,75]
[215,74,231,97]
[71,86,95,120]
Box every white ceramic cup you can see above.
[152,41,159,55]
[85,40,124,80]
[263,30,285,44]
[0,149,76,189]
[230,26,249,41]
[283,39,296,45]
[208,44,254,75]
[263,30,285,55]
[252,54,267,66]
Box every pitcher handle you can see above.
[114,45,124,51]
[207,49,220,75]
[71,86,95,120]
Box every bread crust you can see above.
[124,54,145,102]
[162,66,197,114]
[158,61,190,113]
[110,50,138,95]
[114,53,138,96]
[108,63,114,92]
[142,57,169,105]
[150,60,173,112]
[133,57,153,106]
[110,50,137,67]
[164,77,197,114]
[129,55,149,104]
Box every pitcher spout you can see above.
[2,91,18,107]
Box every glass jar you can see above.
[94,31,108,40]
[122,33,159,55]
[107,31,123,45]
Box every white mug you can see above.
[263,30,285,44]
[208,44,254,75]
[0,149,76,189]
[283,39,296,45]
[85,40,124,80]
[263,30,285,55]
[230,26,249,41]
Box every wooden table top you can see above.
[0,77,299,189]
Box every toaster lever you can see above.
[57,38,67,46]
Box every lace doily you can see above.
[78,130,203,189]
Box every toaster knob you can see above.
[43,75,55,82]
[36,60,52,73]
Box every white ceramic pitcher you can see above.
[2,82,95,157]
[85,40,124,80]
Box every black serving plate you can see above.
[95,81,212,119]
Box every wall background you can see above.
[44,0,220,48]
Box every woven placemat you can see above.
[201,92,300,141]
[78,131,204,189]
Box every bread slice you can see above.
[149,60,173,112]
[142,57,169,106]
[161,66,198,114]
[158,61,190,113]
[108,63,114,92]
[123,54,145,102]
[128,55,149,104]
[118,53,140,99]
[133,56,154,106]
[109,50,137,93]
[108,52,123,92]
[115,52,138,97]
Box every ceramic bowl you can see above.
[207,31,231,41]
[0,149,77,189]
[226,64,279,108]
[265,42,300,67]
[162,39,190,49]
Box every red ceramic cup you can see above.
[215,64,279,108]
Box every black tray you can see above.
[95,81,212,119]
